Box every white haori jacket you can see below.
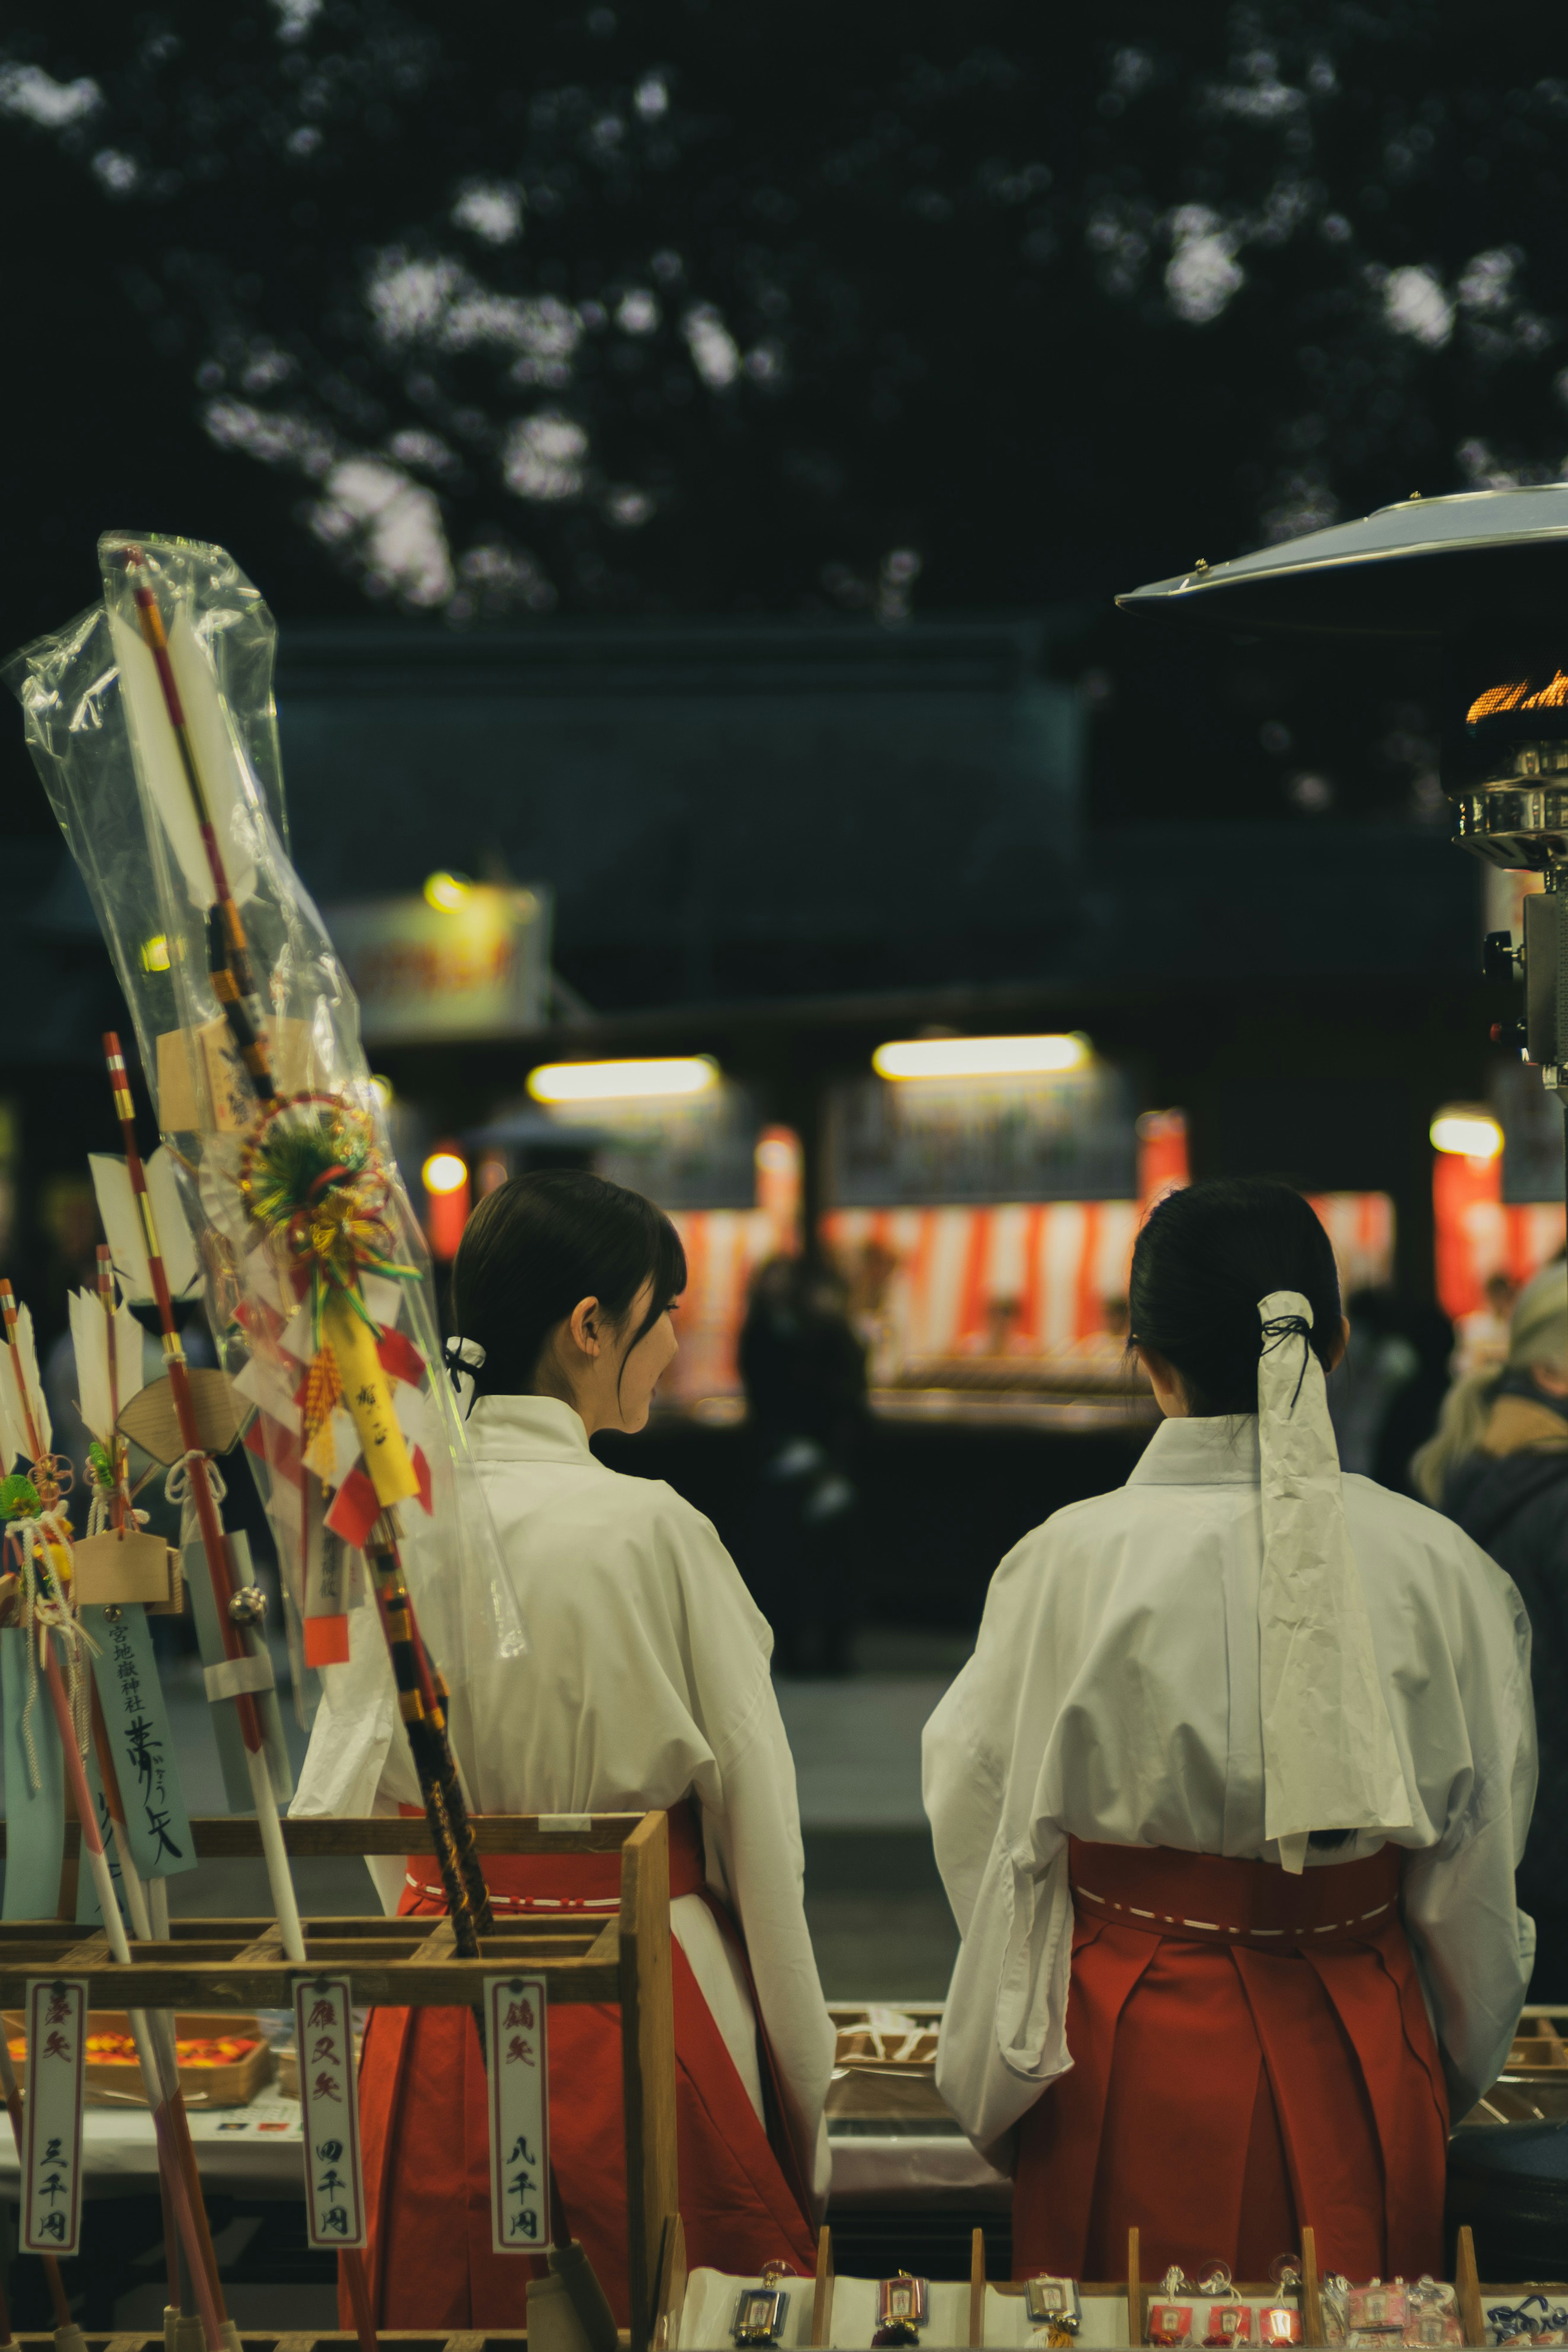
[922,1414,1537,2156]
[293,1390,835,2206]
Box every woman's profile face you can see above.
[607,1278,679,1434]
[542,1274,682,1434]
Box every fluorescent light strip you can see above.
[528,1057,718,1103]
[872,1034,1089,1081]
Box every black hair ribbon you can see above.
[1258,1312,1313,1409]
[443,1333,487,1393]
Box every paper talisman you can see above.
[22,1977,87,2254]
[486,1973,550,2254]
[82,1601,197,1879]
[292,1975,367,2248]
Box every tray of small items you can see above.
[1484,2293,1568,2346]
[3,2009,272,2107]
[1498,2013,1568,2080]
[1143,2264,1306,2348]
[1317,2277,1463,2349]
[828,2005,949,2129]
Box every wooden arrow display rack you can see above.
[0,1812,682,2352]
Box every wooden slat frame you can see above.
[0,1814,646,1857]
[0,1812,678,2352]
[619,1811,677,2352]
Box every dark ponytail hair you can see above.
[450,1169,686,1398]
[1129,1178,1342,1417]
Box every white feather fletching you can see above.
[107,599,258,912]
[0,1304,50,1465]
[68,1288,146,1445]
[0,1347,27,1471]
[89,1148,200,1304]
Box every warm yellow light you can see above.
[422,1150,469,1195]
[369,1074,394,1109]
[140,934,172,973]
[423,869,473,912]
[872,1033,1091,1081]
[1430,1109,1503,1159]
[528,1057,719,1103]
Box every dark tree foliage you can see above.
[3,0,1568,824]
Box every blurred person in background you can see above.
[1452,1270,1518,1380]
[739,1253,869,1675]
[844,1233,901,1381]
[962,1295,1029,1357]
[1076,1294,1132,1365]
[1328,1286,1454,1494]
[1414,1262,1568,1997]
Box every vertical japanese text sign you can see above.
[22,1977,86,2254]
[293,1975,367,2248]
[487,1973,550,2254]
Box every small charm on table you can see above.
[873,2273,929,2347]
[1150,2275,1198,2349]
[733,2262,796,2349]
[1026,2274,1082,2348]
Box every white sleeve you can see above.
[704,1676,836,2217]
[1401,1561,1537,2114]
[924,1662,1075,2158]
[923,1663,1003,1936]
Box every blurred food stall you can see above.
[821,1035,1396,1430]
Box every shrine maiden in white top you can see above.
[924,1178,1537,2287]
[297,1389,833,2185]
[293,1169,832,2328]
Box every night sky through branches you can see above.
[5,2,1568,827]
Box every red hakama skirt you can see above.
[347,1806,816,2327]
[1013,1840,1448,2283]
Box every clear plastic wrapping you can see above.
[5,531,523,1704]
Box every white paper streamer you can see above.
[1256,1288,1414,1873]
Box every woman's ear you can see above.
[566,1296,604,1358]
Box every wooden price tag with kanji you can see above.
[292,1975,366,2248]
[486,1974,550,2255]
[22,1977,87,2255]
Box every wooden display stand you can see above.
[0,2219,1557,2345]
[636,2217,1559,2347]
[0,1811,682,2352]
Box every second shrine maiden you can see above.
[295,1171,833,2327]
[926,1179,1537,2282]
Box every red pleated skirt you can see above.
[1013,1840,1448,2283]
[347,1807,816,2328]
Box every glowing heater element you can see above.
[423,869,473,912]
[872,1033,1091,1081]
[528,1057,719,1102]
[421,1150,469,1194]
[1429,1109,1503,1159]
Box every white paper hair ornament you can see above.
[1256,1288,1415,1874]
